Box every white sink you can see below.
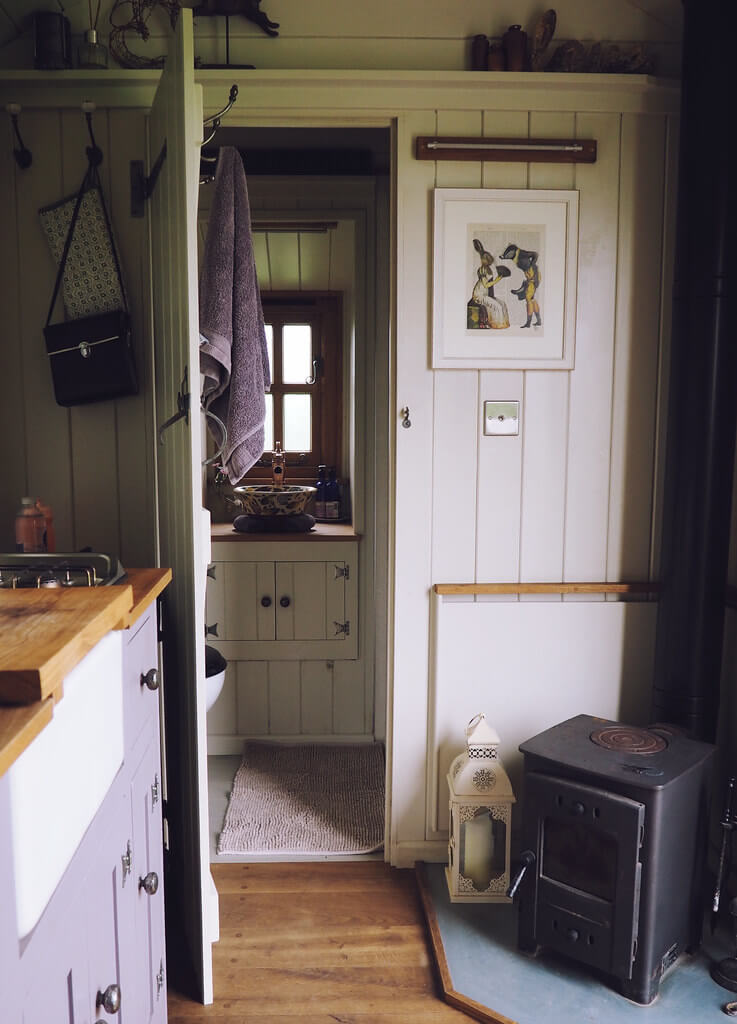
[7,631,124,938]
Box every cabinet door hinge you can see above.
[333,620,350,637]
[333,563,349,580]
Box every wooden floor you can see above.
[167,861,471,1023]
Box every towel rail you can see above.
[202,409,228,466]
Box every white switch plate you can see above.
[484,401,520,435]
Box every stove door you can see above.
[524,772,644,979]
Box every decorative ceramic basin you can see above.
[7,632,124,937]
[233,484,316,517]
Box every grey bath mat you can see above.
[217,742,385,855]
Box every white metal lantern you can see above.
[446,713,515,902]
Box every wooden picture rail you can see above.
[415,136,597,164]
[433,581,659,596]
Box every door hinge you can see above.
[334,564,349,580]
[151,773,160,807]
[333,620,350,637]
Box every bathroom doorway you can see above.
[198,125,393,860]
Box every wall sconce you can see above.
[446,714,515,902]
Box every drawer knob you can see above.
[279,595,291,608]
[261,595,272,607]
[141,668,159,691]
[96,983,121,1014]
[139,871,159,896]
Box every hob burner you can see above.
[590,724,667,754]
[0,552,125,588]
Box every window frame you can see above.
[245,291,343,483]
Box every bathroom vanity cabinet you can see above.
[208,537,359,660]
[0,593,167,1024]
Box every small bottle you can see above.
[315,465,327,520]
[503,24,528,71]
[35,499,55,553]
[15,497,45,553]
[325,468,341,521]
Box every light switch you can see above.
[484,401,520,436]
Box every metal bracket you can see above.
[130,140,167,218]
[334,564,350,580]
[333,620,350,637]
[158,367,190,444]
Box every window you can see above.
[246,293,343,482]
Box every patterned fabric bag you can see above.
[40,160,137,406]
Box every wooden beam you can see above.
[433,581,659,596]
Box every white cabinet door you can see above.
[149,7,212,1004]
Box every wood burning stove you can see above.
[512,714,714,1004]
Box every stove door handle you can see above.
[506,849,536,900]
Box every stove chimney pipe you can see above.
[651,0,737,741]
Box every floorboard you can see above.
[167,861,470,1023]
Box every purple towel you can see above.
[199,147,271,483]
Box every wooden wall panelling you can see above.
[16,111,75,553]
[391,108,437,848]
[298,229,331,290]
[430,110,481,586]
[518,113,576,601]
[0,120,25,548]
[475,370,524,587]
[61,109,121,557]
[300,660,334,734]
[328,220,355,293]
[264,231,300,290]
[333,659,367,735]
[609,113,667,582]
[563,112,622,590]
[236,660,269,736]
[268,661,301,734]
[252,232,271,290]
[431,371,478,583]
[109,109,157,567]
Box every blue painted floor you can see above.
[425,863,735,1023]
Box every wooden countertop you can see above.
[0,568,171,776]
[211,522,360,542]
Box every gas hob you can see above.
[0,553,126,589]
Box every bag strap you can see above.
[45,161,127,328]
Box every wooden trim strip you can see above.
[434,581,659,596]
[415,861,519,1024]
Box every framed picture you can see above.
[432,188,579,370]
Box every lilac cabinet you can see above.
[0,600,167,1024]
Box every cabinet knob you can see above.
[96,983,121,1014]
[139,871,159,896]
[279,595,291,608]
[140,668,159,691]
[261,595,272,608]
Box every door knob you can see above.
[279,595,291,608]
[96,983,121,1014]
[261,595,272,607]
[140,668,159,691]
[139,871,159,896]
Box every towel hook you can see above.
[82,100,103,167]
[202,408,228,466]
[201,84,238,147]
[158,368,190,445]
[6,104,32,170]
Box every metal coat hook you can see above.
[158,367,191,445]
[6,104,32,170]
[201,84,238,147]
[82,100,103,167]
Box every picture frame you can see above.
[431,188,579,370]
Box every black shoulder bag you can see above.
[42,159,138,407]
